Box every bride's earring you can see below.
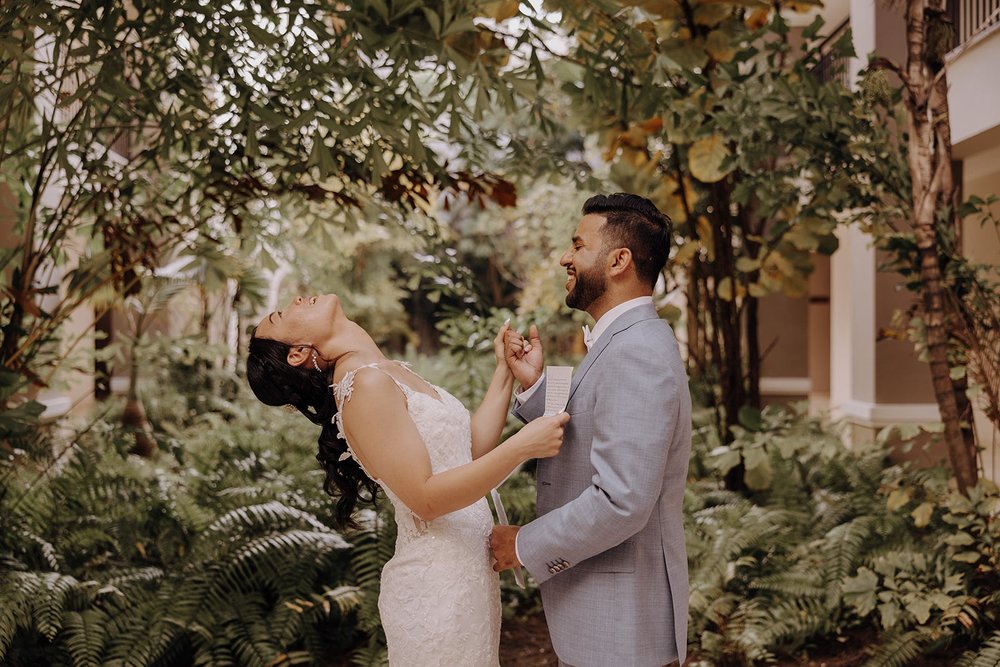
[311,350,322,373]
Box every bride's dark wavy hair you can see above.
[246,333,378,527]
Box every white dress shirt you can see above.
[511,295,653,564]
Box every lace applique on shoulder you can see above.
[331,363,388,477]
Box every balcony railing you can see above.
[948,0,1000,48]
[812,19,851,87]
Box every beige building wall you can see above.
[758,293,810,403]
[950,20,1000,483]
[808,255,832,408]
[826,0,948,445]
[874,250,936,405]
[954,126,1000,482]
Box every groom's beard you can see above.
[565,264,607,311]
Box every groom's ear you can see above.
[287,346,311,368]
[608,247,633,277]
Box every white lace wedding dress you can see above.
[332,361,501,666]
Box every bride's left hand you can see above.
[493,319,512,367]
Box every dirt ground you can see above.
[499,612,558,666]
[499,613,962,666]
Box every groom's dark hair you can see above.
[583,193,672,289]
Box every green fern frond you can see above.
[756,597,837,647]
[61,609,109,667]
[104,566,165,589]
[320,586,364,618]
[207,530,349,601]
[823,515,879,582]
[193,502,342,559]
[957,630,1000,667]
[350,638,389,667]
[721,598,778,663]
[8,525,61,570]
[0,572,36,658]
[104,611,185,666]
[863,630,927,667]
[33,571,82,640]
[749,572,826,599]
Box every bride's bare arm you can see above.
[470,321,518,459]
[341,369,566,521]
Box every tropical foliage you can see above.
[525,2,904,449]
[686,403,1000,666]
[0,0,548,416]
[1,413,360,665]
[2,1,999,666]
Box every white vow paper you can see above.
[543,366,574,415]
[490,489,526,588]
[488,366,574,589]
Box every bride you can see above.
[246,293,568,666]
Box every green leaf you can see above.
[843,567,879,616]
[906,598,933,625]
[309,133,337,179]
[738,406,763,431]
[879,601,900,629]
[421,8,441,37]
[0,399,46,435]
[952,551,981,563]
[743,447,773,490]
[944,531,975,546]
[708,446,741,475]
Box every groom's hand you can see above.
[504,325,544,389]
[489,525,521,572]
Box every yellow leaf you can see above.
[694,4,731,26]
[653,188,687,224]
[688,134,731,183]
[787,0,821,12]
[764,252,795,277]
[673,240,700,265]
[705,29,736,63]
[745,7,770,29]
[480,0,520,21]
[911,502,934,528]
[695,215,715,253]
[887,488,912,511]
[718,277,733,301]
[781,273,809,298]
[641,0,684,18]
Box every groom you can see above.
[491,193,692,667]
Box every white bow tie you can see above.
[582,325,594,350]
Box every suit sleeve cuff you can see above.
[514,373,545,405]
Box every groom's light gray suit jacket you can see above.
[513,303,691,667]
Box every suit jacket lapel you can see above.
[567,303,659,404]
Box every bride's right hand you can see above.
[515,412,570,459]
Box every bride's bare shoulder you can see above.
[339,366,403,407]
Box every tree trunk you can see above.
[746,295,761,409]
[94,308,114,400]
[902,0,977,491]
[122,341,156,458]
